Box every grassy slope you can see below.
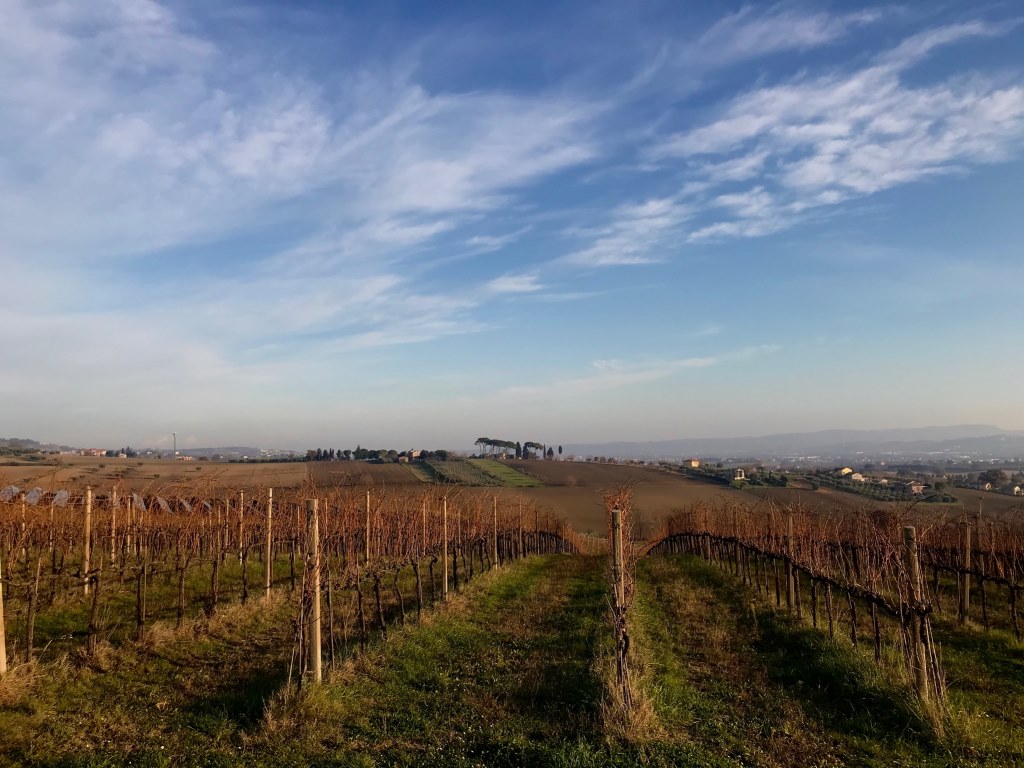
[0,594,298,767]
[468,460,543,487]
[0,556,624,767]
[632,555,1024,768]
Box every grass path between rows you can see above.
[632,554,1024,768]
[1,555,619,767]
[251,554,616,767]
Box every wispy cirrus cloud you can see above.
[0,0,602,390]
[689,5,883,68]
[494,345,779,402]
[662,21,1024,244]
[562,197,693,267]
[564,18,1024,267]
[626,3,885,97]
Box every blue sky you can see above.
[2,1,1023,451]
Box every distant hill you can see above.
[564,425,1024,461]
[0,437,77,453]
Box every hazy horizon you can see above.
[3,2,1023,451]
[12,422,1024,455]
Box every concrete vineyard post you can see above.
[307,499,322,684]
[611,508,625,607]
[265,488,273,600]
[83,487,92,596]
[785,513,795,613]
[903,525,929,702]
[442,498,449,601]
[959,521,971,625]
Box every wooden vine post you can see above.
[442,497,449,601]
[0,550,7,675]
[83,487,92,596]
[611,508,625,607]
[307,499,322,684]
[904,525,929,703]
[492,497,499,569]
[237,491,245,562]
[264,488,273,600]
[609,506,632,711]
[364,491,371,566]
[959,520,971,625]
[109,488,117,566]
[785,513,795,613]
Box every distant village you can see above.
[675,458,1023,502]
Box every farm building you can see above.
[684,458,701,468]
[893,481,926,494]
[999,484,1023,496]
[733,468,746,481]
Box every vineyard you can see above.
[424,459,503,487]
[0,484,577,676]
[0,483,1021,766]
[627,499,1024,765]
[468,459,544,487]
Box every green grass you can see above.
[425,459,503,487]
[630,554,1024,768]
[4,551,1020,767]
[401,462,437,483]
[469,459,544,487]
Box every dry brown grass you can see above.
[596,633,663,744]
[0,661,40,707]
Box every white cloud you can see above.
[498,356,718,401]
[562,197,693,267]
[0,0,598,265]
[692,5,882,68]
[627,4,884,97]
[0,0,607,427]
[493,345,779,403]
[486,274,544,294]
[465,228,531,253]
[645,21,1024,244]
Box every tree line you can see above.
[303,448,450,462]
[474,438,563,460]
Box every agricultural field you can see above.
[306,460,423,487]
[0,456,311,492]
[499,460,749,534]
[948,486,1024,520]
[467,459,543,487]
[1,476,1021,766]
[425,459,503,487]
